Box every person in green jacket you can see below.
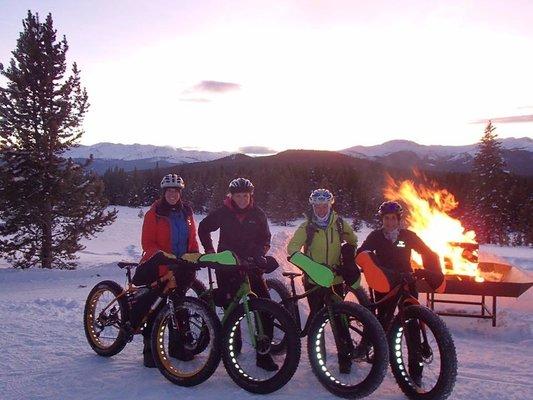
[287,188,359,373]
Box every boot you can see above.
[143,339,156,368]
[411,371,423,387]
[338,354,352,374]
[256,353,279,371]
[169,339,195,361]
[352,341,373,363]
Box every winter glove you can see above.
[338,243,360,286]
[262,256,280,274]
[337,265,361,287]
[253,255,268,267]
[413,269,445,291]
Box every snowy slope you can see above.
[65,142,230,163]
[1,206,532,400]
[341,137,533,158]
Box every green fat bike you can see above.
[186,250,301,394]
[262,252,389,399]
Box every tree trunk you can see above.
[41,199,53,269]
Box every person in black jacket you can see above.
[198,178,278,371]
[356,200,444,385]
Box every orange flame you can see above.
[384,175,483,281]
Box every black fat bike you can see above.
[83,251,222,387]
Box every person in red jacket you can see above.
[134,173,199,367]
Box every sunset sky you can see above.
[1,1,533,153]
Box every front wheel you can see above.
[307,301,389,399]
[151,296,222,387]
[84,280,129,357]
[222,298,301,394]
[388,305,457,400]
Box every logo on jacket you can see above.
[397,240,406,248]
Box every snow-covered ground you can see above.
[1,206,532,400]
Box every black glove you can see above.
[252,255,279,274]
[341,243,356,267]
[338,265,361,286]
[413,269,444,291]
[252,255,267,266]
[400,271,416,285]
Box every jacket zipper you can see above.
[325,228,329,264]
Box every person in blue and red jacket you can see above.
[133,173,199,367]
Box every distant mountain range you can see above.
[65,142,230,173]
[68,137,533,175]
[340,137,533,175]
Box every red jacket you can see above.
[140,199,199,277]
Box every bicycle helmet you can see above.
[309,188,334,205]
[160,174,185,189]
[229,178,254,194]
[378,201,403,217]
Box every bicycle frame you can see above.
[282,274,349,338]
[197,266,264,348]
[96,267,181,335]
[354,281,421,333]
[347,279,432,356]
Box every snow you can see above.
[65,142,230,163]
[1,206,532,399]
[341,137,533,158]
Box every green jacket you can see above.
[287,211,357,270]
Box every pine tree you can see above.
[267,175,297,225]
[468,121,510,244]
[0,11,117,269]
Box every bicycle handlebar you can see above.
[155,252,266,273]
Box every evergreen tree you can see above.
[0,11,116,269]
[267,175,297,225]
[468,122,510,244]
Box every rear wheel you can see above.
[388,305,457,400]
[84,280,129,357]
[345,286,372,308]
[307,301,388,399]
[222,298,301,394]
[151,296,222,387]
[187,278,208,298]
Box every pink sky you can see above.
[1,1,533,151]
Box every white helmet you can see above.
[309,188,334,205]
[160,174,185,189]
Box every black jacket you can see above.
[356,229,441,275]
[198,198,271,259]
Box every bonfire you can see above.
[384,175,484,282]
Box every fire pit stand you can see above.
[424,292,497,326]
[417,263,533,328]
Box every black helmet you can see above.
[229,178,254,194]
[378,201,403,217]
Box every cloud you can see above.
[180,80,241,103]
[179,97,211,103]
[238,146,277,155]
[471,114,533,124]
[189,80,241,94]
